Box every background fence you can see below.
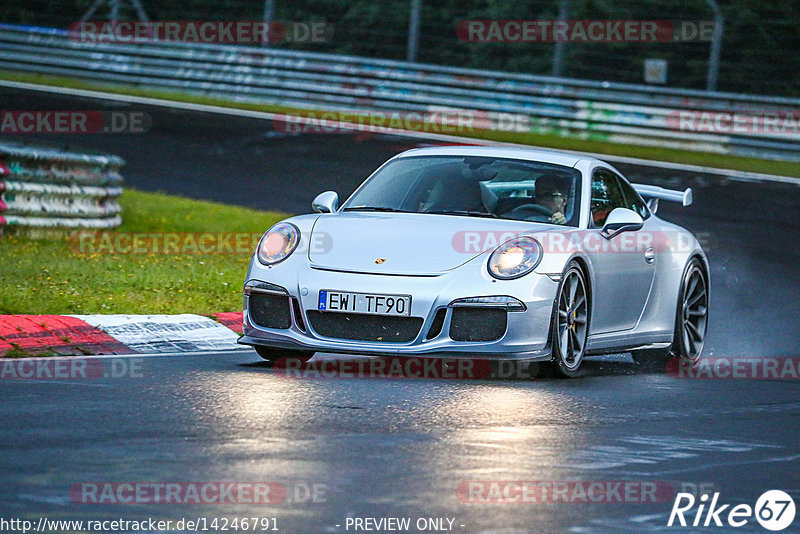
[3,0,798,96]
[0,139,123,232]
[1,23,799,161]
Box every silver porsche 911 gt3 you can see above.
[239,146,709,377]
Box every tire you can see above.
[671,258,709,361]
[254,346,315,364]
[542,261,590,378]
[632,258,708,369]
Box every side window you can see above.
[615,174,650,219]
[590,170,626,227]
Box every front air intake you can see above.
[449,307,507,342]
[291,297,306,332]
[425,308,447,340]
[249,293,292,329]
[307,311,423,343]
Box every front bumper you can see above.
[238,256,558,362]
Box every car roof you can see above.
[393,145,590,168]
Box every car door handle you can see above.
[644,247,655,264]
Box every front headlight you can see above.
[488,237,542,279]
[257,222,300,265]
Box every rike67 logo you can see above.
[668,490,796,531]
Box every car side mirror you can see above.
[601,207,643,240]
[312,191,339,213]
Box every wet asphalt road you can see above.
[2,351,799,533]
[1,85,800,533]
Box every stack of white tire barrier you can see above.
[0,141,122,232]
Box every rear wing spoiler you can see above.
[632,184,693,210]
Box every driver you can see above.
[534,176,569,225]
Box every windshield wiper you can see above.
[342,206,409,213]
[425,209,498,219]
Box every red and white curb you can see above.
[0,313,245,356]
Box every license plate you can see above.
[318,290,412,317]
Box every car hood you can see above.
[308,212,549,275]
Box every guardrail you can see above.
[1,23,799,161]
[0,141,123,232]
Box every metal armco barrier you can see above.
[0,141,123,231]
[1,24,799,161]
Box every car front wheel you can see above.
[544,261,590,378]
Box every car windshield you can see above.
[341,155,582,226]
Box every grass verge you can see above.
[3,70,800,179]
[0,189,286,314]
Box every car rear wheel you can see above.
[543,261,589,378]
[254,346,315,364]
[632,258,708,369]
